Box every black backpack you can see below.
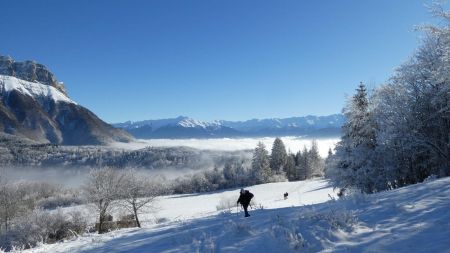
[246,190,254,200]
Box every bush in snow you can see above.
[191,232,216,253]
[300,205,358,232]
[215,196,236,212]
[0,209,88,251]
[423,174,438,183]
[36,189,84,210]
[270,206,358,251]
[271,215,308,250]
[154,217,169,224]
[223,219,253,236]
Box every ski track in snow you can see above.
[24,178,450,253]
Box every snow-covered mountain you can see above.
[0,55,133,145]
[114,114,344,139]
[115,116,240,139]
[0,55,66,95]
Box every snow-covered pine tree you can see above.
[296,147,309,180]
[284,153,297,181]
[324,148,335,178]
[270,137,287,174]
[308,140,324,178]
[328,82,378,193]
[223,162,237,188]
[251,142,271,184]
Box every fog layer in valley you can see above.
[1,137,336,186]
[111,136,339,157]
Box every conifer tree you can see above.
[270,138,287,174]
[284,153,297,181]
[329,82,378,192]
[251,142,271,184]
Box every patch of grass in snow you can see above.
[301,204,358,232]
[223,219,253,236]
[270,204,358,251]
[271,214,308,250]
[215,196,236,212]
[191,232,217,253]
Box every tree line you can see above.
[326,6,450,193]
[172,138,325,194]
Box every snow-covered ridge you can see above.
[177,117,220,128]
[113,115,344,139]
[115,116,221,130]
[114,114,344,131]
[0,75,75,104]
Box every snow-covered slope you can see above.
[0,75,74,104]
[24,177,450,253]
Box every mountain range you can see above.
[0,54,344,144]
[114,114,344,139]
[0,55,133,145]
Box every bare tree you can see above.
[0,173,23,233]
[118,169,159,228]
[83,167,123,233]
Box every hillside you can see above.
[24,177,450,253]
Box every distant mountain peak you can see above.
[176,117,221,128]
[0,54,67,95]
[114,114,344,139]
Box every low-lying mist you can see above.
[1,136,338,187]
[1,147,252,187]
[111,136,339,157]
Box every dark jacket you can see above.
[237,190,254,206]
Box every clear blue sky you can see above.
[0,0,442,122]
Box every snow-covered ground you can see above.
[110,137,339,157]
[23,177,450,253]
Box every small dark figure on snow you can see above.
[337,188,346,198]
[237,188,254,217]
[283,192,288,200]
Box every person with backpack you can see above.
[237,188,254,217]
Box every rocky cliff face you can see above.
[0,55,66,95]
[0,55,133,145]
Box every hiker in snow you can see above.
[337,188,346,198]
[237,188,254,217]
[284,192,288,200]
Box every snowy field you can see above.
[23,177,450,253]
[111,137,339,157]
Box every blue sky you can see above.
[0,1,441,122]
